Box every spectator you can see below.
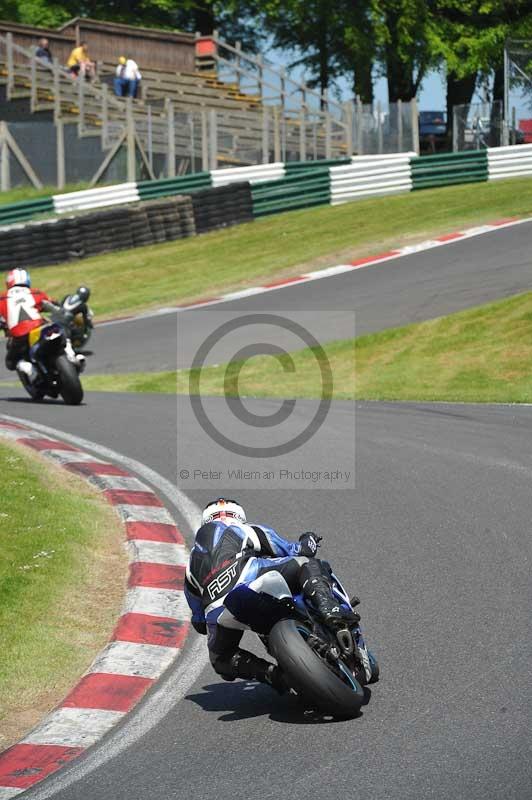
[67,41,95,80]
[114,56,128,96]
[123,56,142,98]
[35,38,52,63]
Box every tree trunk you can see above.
[385,12,415,101]
[193,2,215,35]
[446,71,477,149]
[353,59,373,105]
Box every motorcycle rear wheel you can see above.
[56,355,83,405]
[269,619,364,718]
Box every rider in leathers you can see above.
[184,498,359,692]
[0,269,54,383]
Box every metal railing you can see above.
[0,31,419,191]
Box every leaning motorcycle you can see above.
[19,322,84,405]
[49,286,93,352]
[225,564,379,718]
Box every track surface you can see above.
[0,393,530,800]
[1,222,531,799]
[90,220,532,373]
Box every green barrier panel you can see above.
[137,173,212,201]
[252,176,330,200]
[411,149,487,165]
[252,169,331,216]
[0,196,55,225]
[411,150,488,190]
[253,191,331,217]
[412,173,488,191]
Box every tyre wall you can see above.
[0,194,197,268]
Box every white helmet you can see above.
[201,497,246,526]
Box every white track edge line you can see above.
[0,416,207,800]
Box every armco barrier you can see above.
[0,196,54,225]
[211,163,285,187]
[2,147,532,236]
[137,172,212,201]
[330,153,415,205]
[411,150,488,190]
[487,143,532,180]
[285,158,351,173]
[251,168,331,216]
[53,183,139,214]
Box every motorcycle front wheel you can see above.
[56,354,83,405]
[269,619,365,718]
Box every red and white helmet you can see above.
[201,497,246,526]
[6,268,31,289]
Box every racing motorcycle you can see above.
[49,286,93,352]
[225,563,379,718]
[19,321,84,405]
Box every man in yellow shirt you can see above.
[67,41,95,80]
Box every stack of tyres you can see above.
[190,182,253,234]
[176,196,196,238]
[143,196,196,242]
[76,207,135,257]
[144,200,168,244]
[128,206,154,248]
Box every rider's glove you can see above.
[298,532,322,557]
[191,619,207,635]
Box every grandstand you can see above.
[0,19,416,186]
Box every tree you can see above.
[372,0,433,101]
[261,0,347,98]
[341,0,377,104]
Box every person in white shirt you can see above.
[123,57,141,98]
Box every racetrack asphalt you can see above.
[88,219,532,373]
[1,220,531,799]
[1,392,530,800]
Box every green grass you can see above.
[0,439,126,750]
[24,177,532,320]
[0,183,89,205]
[83,289,532,404]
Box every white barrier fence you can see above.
[13,144,532,223]
[211,163,286,186]
[53,183,140,214]
[487,144,532,180]
[330,153,417,205]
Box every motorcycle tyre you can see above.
[269,619,364,718]
[56,354,83,405]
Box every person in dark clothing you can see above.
[35,38,52,63]
[184,498,359,692]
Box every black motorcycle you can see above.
[20,322,84,405]
[49,286,93,353]
[225,563,379,718]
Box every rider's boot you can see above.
[301,560,359,626]
[16,359,37,384]
[218,649,289,694]
[75,353,86,372]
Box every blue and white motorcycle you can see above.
[225,565,379,718]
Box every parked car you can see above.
[419,110,447,152]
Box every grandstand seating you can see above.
[0,24,349,175]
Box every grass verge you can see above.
[0,439,127,750]
[0,183,89,206]
[83,290,532,404]
[23,177,532,320]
